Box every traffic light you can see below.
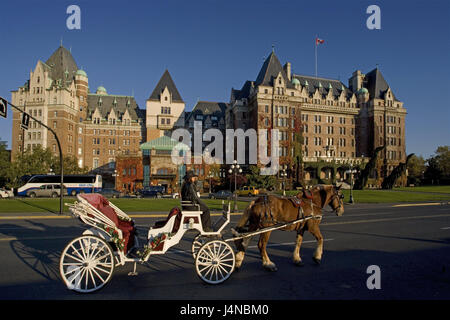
[0,97,7,118]
[21,112,30,130]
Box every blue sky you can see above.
[0,0,448,158]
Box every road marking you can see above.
[392,203,446,207]
[0,235,74,242]
[322,213,450,226]
[247,238,334,249]
[164,239,335,256]
[0,215,71,220]
[441,227,450,230]
[0,212,242,220]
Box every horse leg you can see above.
[309,223,324,265]
[235,236,251,270]
[234,223,258,270]
[258,231,277,272]
[293,228,305,267]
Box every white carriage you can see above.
[60,194,235,293]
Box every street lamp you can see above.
[208,172,214,194]
[228,160,242,212]
[281,165,287,196]
[348,163,357,204]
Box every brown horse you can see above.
[233,184,344,271]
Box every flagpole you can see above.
[315,35,318,78]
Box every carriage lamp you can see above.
[229,160,242,212]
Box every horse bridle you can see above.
[328,187,345,213]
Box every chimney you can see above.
[284,62,292,81]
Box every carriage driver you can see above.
[181,170,213,232]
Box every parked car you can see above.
[0,188,14,198]
[99,188,121,198]
[162,192,180,199]
[137,186,166,198]
[209,190,233,199]
[236,186,260,197]
[27,184,67,198]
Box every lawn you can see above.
[394,185,450,194]
[0,197,248,214]
[1,187,449,214]
[279,187,450,204]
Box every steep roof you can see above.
[365,68,398,101]
[292,74,352,98]
[148,70,183,102]
[44,46,78,87]
[231,80,254,101]
[185,101,228,123]
[255,52,293,88]
[86,94,142,122]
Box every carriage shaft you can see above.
[225,215,319,242]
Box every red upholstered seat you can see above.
[80,193,135,253]
[153,207,182,233]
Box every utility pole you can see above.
[3,98,64,214]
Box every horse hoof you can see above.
[312,257,321,265]
[263,263,278,272]
[294,260,304,267]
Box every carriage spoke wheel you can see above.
[195,240,235,284]
[191,234,207,259]
[60,235,115,293]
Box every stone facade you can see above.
[115,153,144,192]
[10,46,146,175]
[146,70,185,141]
[228,51,406,187]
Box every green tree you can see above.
[0,144,11,187]
[246,165,276,189]
[425,146,450,184]
[6,146,89,188]
[407,154,426,185]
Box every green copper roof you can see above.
[357,87,369,95]
[140,135,190,151]
[97,86,107,93]
[291,78,300,85]
[76,69,87,77]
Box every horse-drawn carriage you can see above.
[60,194,236,293]
[60,185,344,293]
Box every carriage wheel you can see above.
[60,235,115,293]
[191,234,207,259]
[195,240,235,284]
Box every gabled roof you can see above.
[186,101,228,123]
[365,68,398,101]
[231,80,253,101]
[292,74,352,98]
[148,70,184,102]
[44,46,78,86]
[86,94,142,122]
[255,52,293,88]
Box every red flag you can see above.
[316,38,324,45]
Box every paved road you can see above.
[0,202,449,300]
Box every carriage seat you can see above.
[80,193,135,252]
[153,207,182,234]
[181,200,201,212]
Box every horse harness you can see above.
[258,185,343,227]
